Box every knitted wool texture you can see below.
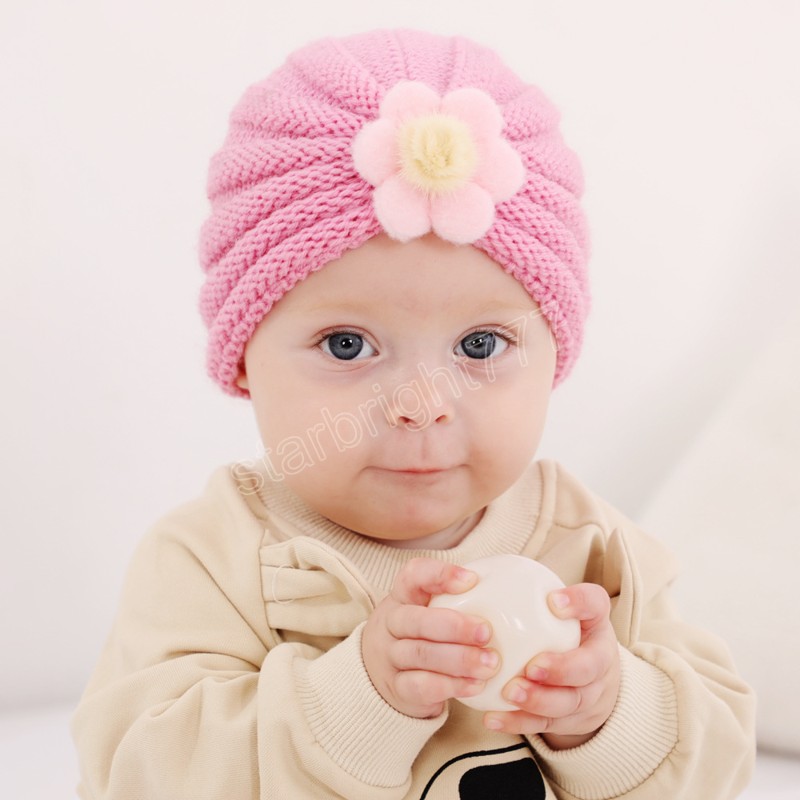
[198,29,590,398]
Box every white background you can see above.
[1,0,798,713]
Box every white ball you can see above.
[428,554,581,711]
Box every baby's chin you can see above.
[346,508,487,550]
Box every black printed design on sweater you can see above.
[419,742,546,799]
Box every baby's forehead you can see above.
[267,237,539,335]
[276,234,539,318]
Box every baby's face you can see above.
[237,233,556,548]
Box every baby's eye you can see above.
[455,331,509,360]
[321,332,376,361]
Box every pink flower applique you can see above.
[352,81,525,245]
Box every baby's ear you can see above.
[234,362,249,391]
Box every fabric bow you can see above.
[259,537,377,649]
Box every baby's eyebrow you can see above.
[298,299,376,314]
[299,298,538,315]
[472,299,541,315]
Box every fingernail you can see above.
[526,661,548,682]
[507,684,527,704]
[485,717,503,731]
[475,623,491,645]
[455,568,477,588]
[480,649,499,669]
[551,591,570,610]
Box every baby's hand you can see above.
[484,583,621,749]
[362,558,500,719]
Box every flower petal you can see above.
[373,175,432,242]
[380,80,441,122]
[430,183,496,245]
[475,138,526,202]
[441,87,504,142]
[352,118,398,186]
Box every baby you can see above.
[72,28,755,799]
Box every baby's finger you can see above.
[547,583,611,632]
[394,669,485,709]
[525,636,616,688]
[388,604,492,646]
[390,638,500,680]
[391,558,477,606]
[502,677,603,719]
[525,640,616,687]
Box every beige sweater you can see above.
[72,460,755,799]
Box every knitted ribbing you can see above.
[198,29,589,397]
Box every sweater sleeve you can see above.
[259,624,447,798]
[525,469,756,799]
[529,598,756,799]
[71,484,445,799]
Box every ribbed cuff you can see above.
[529,646,678,800]
[296,622,448,788]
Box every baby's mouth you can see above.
[372,464,460,476]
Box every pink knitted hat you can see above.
[199,29,589,398]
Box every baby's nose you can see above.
[384,363,459,431]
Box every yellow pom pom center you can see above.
[398,114,478,194]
